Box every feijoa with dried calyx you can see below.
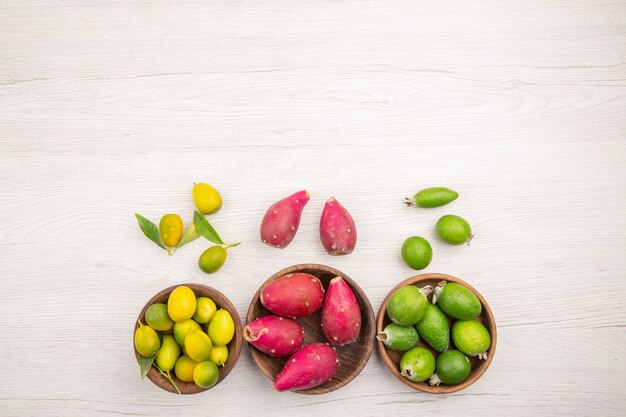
[387,285,433,327]
[377,323,419,352]
[436,214,473,245]
[399,347,436,382]
[433,281,482,320]
[452,319,491,360]
[404,187,459,208]
[430,349,471,386]
[415,304,449,353]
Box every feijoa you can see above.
[377,323,419,352]
[406,187,459,208]
[436,215,473,245]
[433,281,481,320]
[387,285,432,327]
[399,347,436,382]
[452,320,491,360]
[430,349,471,386]
[401,236,433,270]
[416,304,449,353]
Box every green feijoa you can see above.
[433,281,482,320]
[155,335,181,371]
[430,349,471,386]
[416,304,449,353]
[387,285,432,327]
[401,236,433,270]
[399,347,435,382]
[145,303,175,331]
[377,323,419,352]
[452,320,491,360]
[408,187,459,208]
[436,215,473,245]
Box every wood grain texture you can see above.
[0,0,625,416]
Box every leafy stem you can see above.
[154,365,181,394]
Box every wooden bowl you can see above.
[377,273,496,394]
[134,283,243,394]
[246,264,376,394]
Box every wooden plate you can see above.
[377,273,496,394]
[246,264,376,394]
[133,283,243,394]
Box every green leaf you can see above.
[139,354,156,380]
[135,213,166,249]
[193,211,224,245]
[176,222,200,249]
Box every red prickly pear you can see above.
[260,273,325,318]
[260,190,310,249]
[321,276,361,345]
[272,343,340,392]
[244,315,304,357]
[319,197,357,255]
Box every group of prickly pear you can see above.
[401,187,473,270]
[378,281,491,386]
[244,272,361,391]
[260,190,357,256]
[135,182,240,274]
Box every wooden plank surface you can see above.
[1,1,625,416]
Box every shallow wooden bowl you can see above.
[134,283,243,394]
[377,273,496,394]
[246,264,376,394]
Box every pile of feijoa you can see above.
[377,281,491,386]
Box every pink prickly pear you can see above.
[321,276,361,345]
[319,197,357,255]
[272,343,340,392]
[260,272,325,318]
[244,315,304,357]
[260,190,310,249]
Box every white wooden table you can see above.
[1,1,625,416]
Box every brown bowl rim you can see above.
[376,272,497,394]
[133,283,243,394]
[246,263,376,395]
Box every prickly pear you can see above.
[319,197,357,255]
[260,272,325,318]
[244,315,304,357]
[321,276,361,345]
[272,343,339,392]
[260,190,310,249]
